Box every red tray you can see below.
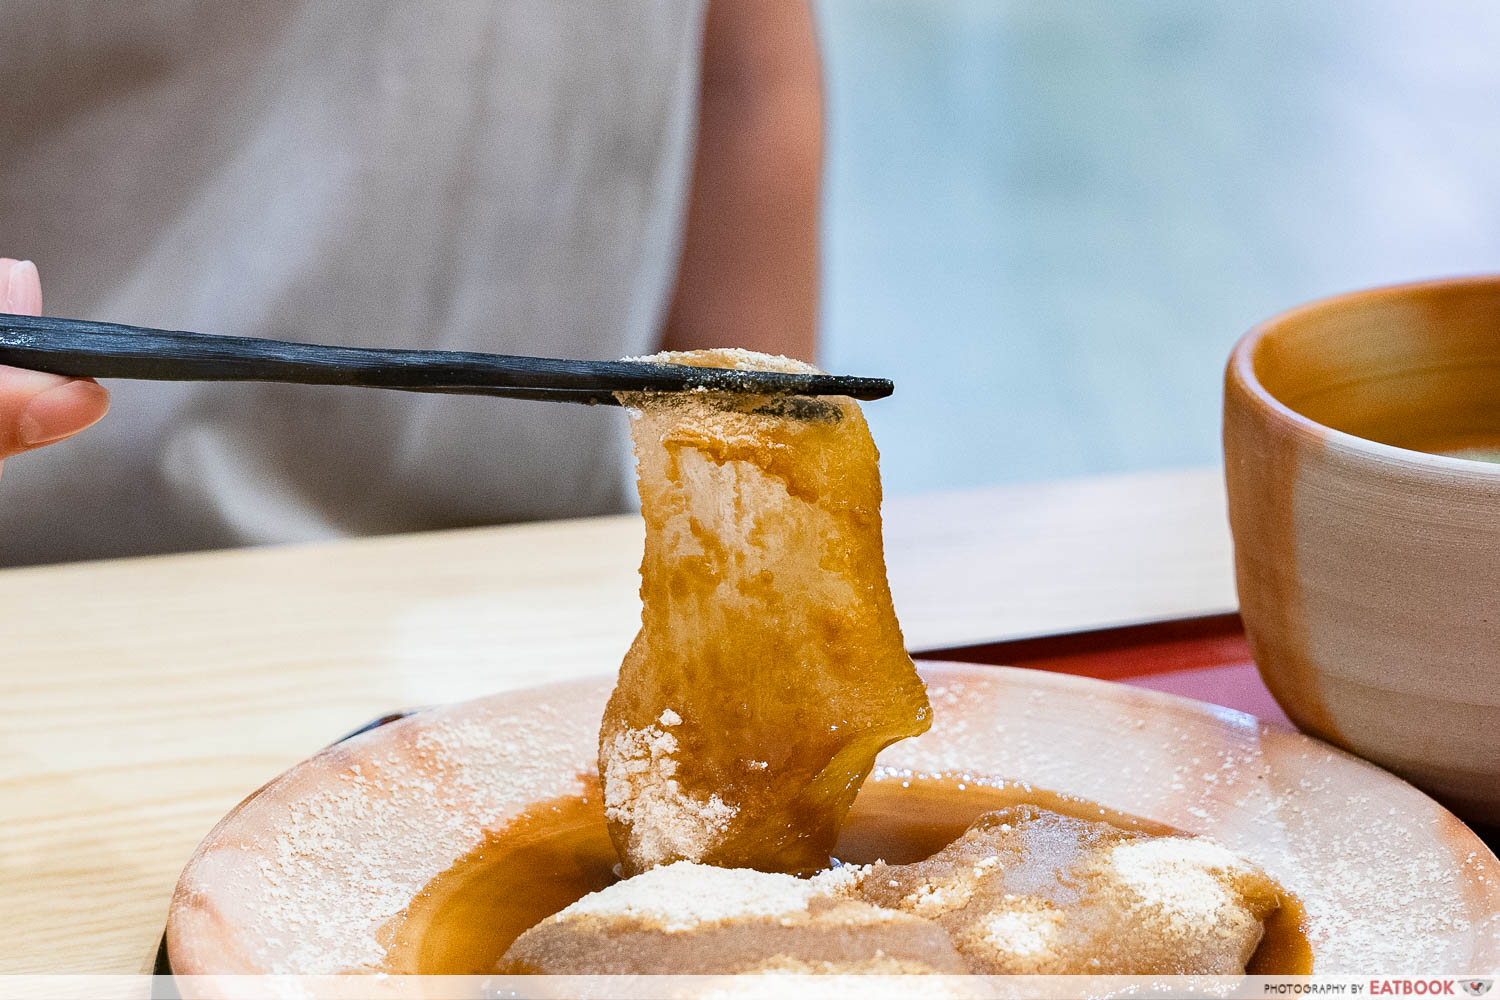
[915,613,1293,730]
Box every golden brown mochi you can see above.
[857,805,1281,974]
[601,350,930,875]
[497,861,966,975]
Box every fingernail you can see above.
[18,379,109,446]
[4,260,41,313]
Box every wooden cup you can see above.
[1224,276,1500,825]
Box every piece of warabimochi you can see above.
[858,805,1281,974]
[601,349,930,876]
[497,861,966,975]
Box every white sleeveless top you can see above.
[0,0,704,565]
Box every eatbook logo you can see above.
[1461,982,1493,997]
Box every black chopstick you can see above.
[0,313,894,404]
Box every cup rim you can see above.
[1228,273,1500,479]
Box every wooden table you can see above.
[0,466,1234,974]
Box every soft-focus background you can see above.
[816,0,1500,495]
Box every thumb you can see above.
[0,364,111,459]
[0,260,110,468]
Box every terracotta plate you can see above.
[167,662,1500,976]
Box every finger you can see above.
[0,260,110,469]
[1,257,43,313]
[0,364,110,460]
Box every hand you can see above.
[0,259,109,478]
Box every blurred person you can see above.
[0,0,821,566]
